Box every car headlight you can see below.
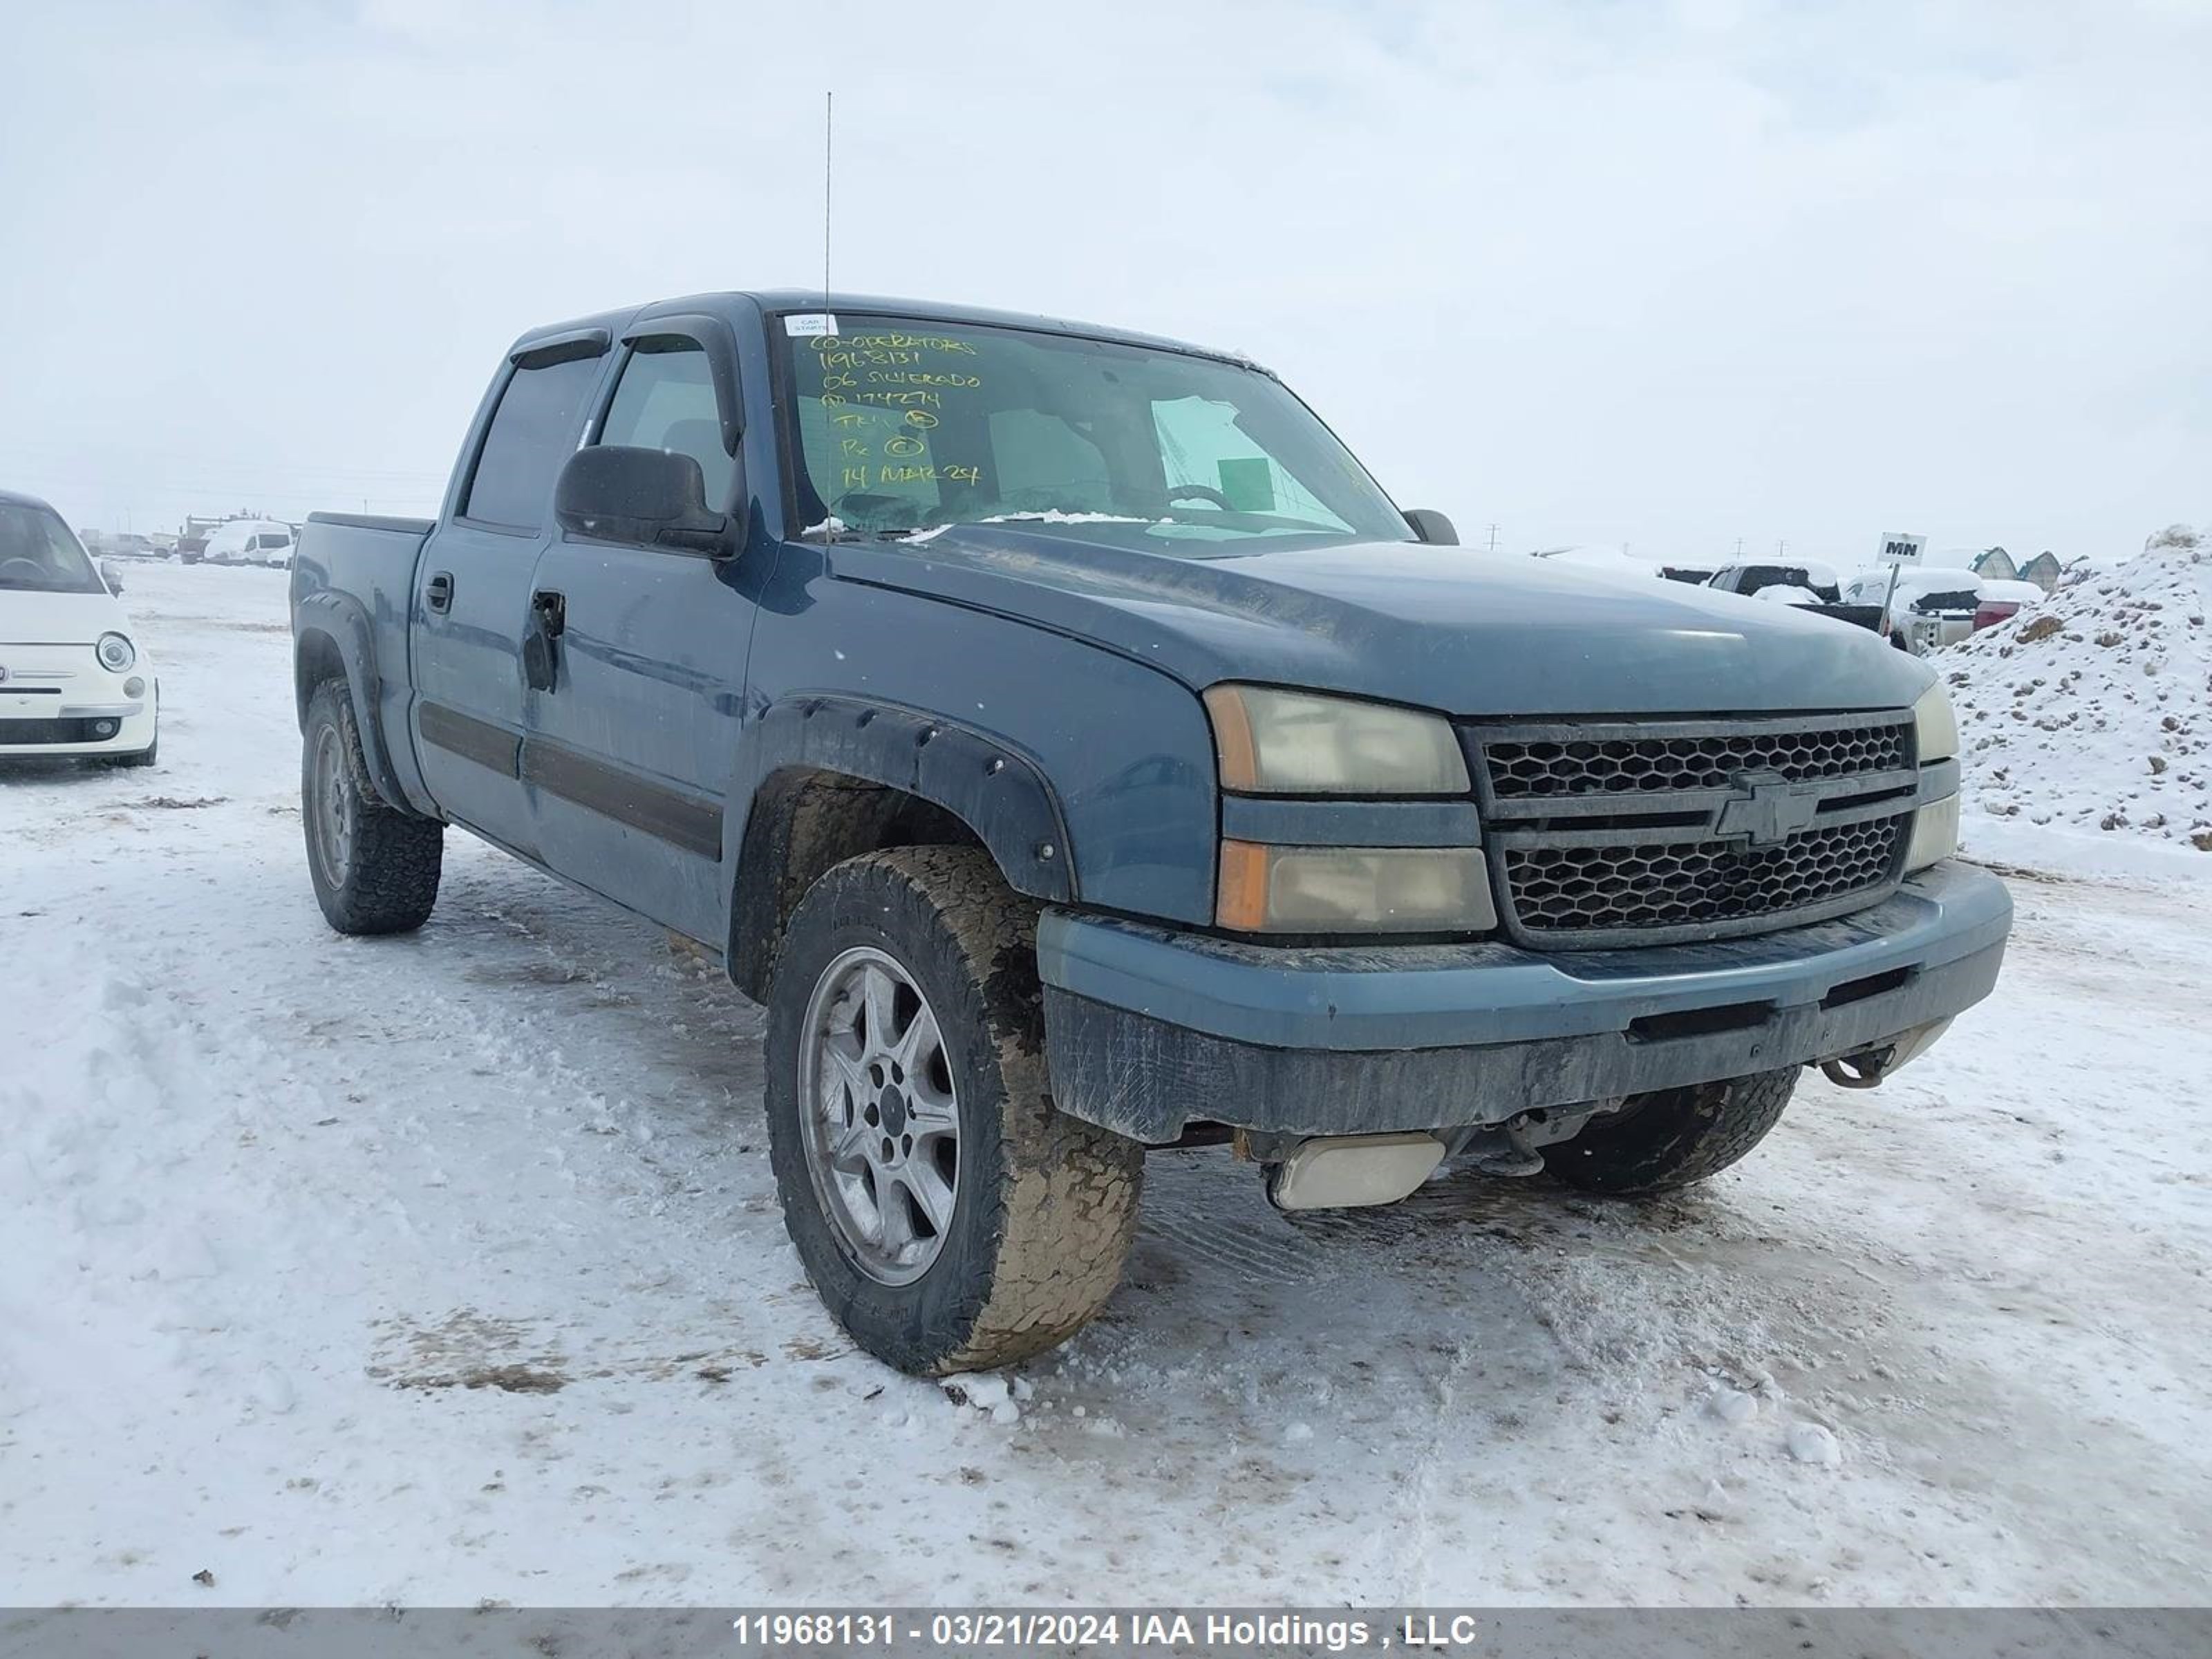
[96,632,136,673]
[1217,841,1496,933]
[1913,682,1957,763]
[1905,791,1960,872]
[1204,685,1470,796]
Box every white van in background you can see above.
[203,519,296,568]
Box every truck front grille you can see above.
[1484,719,1910,798]
[1501,815,1905,936]
[1466,712,1918,948]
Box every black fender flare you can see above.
[726,695,1074,993]
[292,589,420,814]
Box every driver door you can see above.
[519,319,758,942]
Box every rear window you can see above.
[1913,589,1978,612]
[461,353,604,530]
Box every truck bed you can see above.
[291,510,438,810]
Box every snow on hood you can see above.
[1755,584,1825,607]
[0,586,130,644]
[1948,522,2209,851]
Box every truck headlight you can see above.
[1913,682,1957,763]
[1904,792,1960,873]
[1217,841,1496,933]
[96,632,136,673]
[1203,685,1469,796]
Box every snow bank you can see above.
[1948,523,2210,856]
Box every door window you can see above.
[598,340,735,507]
[460,353,604,530]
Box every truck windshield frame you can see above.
[771,312,1415,550]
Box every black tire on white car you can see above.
[301,679,442,935]
[764,846,1144,1375]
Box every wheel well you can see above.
[727,767,989,1001]
[295,629,348,728]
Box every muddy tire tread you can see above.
[304,679,442,936]
[1548,1067,1799,1196]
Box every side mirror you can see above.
[554,445,733,556]
[100,559,124,594]
[1404,508,1458,546]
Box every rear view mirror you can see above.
[100,559,123,594]
[554,445,734,556]
[1405,508,1458,546]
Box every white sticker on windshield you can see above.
[783,312,838,337]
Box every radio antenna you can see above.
[823,90,834,315]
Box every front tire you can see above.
[1546,1068,1799,1195]
[765,847,1143,1375]
[301,679,442,935]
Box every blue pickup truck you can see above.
[290,290,2010,1374]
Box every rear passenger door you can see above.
[411,334,609,855]
[520,319,757,941]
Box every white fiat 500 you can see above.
[1,490,158,766]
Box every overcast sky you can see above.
[3,0,2207,566]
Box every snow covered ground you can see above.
[1949,523,2210,857]
[4,563,2209,1607]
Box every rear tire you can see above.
[1547,1067,1799,1195]
[302,679,442,935]
[765,846,1144,1375]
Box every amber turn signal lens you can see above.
[1216,838,1273,931]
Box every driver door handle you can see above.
[425,570,454,614]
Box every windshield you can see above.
[0,503,106,593]
[777,314,1414,549]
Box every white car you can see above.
[1,490,159,766]
[203,518,295,568]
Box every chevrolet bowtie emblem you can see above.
[1714,770,1823,847]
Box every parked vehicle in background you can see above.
[104,532,157,559]
[1973,579,2045,633]
[290,289,2007,1375]
[1708,559,1845,601]
[1843,566,1987,653]
[1707,561,1887,637]
[176,529,211,563]
[203,518,295,566]
[0,490,158,766]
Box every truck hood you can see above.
[0,588,129,646]
[827,527,1933,717]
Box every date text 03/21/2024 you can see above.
[724,1611,1511,1650]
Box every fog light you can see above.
[93,719,118,738]
[124,675,146,698]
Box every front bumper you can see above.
[0,652,158,758]
[1037,862,2012,1141]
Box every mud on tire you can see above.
[764,846,1145,1375]
[301,679,443,935]
[1547,1067,1799,1196]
